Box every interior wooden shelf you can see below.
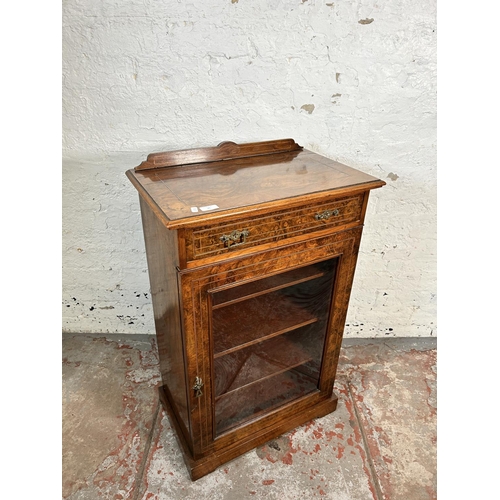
[214,326,323,399]
[215,368,319,435]
[211,264,326,309]
[212,292,319,357]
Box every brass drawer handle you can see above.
[193,376,203,398]
[220,229,250,248]
[314,209,339,221]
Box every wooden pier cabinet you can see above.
[126,139,385,480]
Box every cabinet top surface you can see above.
[126,140,384,227]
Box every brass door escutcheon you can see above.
[193,376,203,397]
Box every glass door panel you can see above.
[210,258,338,436]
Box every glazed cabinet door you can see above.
[179,227,362,457]
[210,257,337,436]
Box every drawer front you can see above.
[185,194,364,261]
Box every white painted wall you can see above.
[62,0,436,337]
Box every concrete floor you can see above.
[62,334,436,500]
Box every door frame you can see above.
[178,227,363,457]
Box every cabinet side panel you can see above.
[139,196,190,438]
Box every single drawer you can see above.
[184,194,365,262]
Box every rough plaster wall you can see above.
[62,0,436,337]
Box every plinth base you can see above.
[158,385,338,480]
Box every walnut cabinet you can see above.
[126,139,385,480]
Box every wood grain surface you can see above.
[126,140,384,227]
[135,138,302,171]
